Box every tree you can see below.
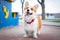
[37,0,45,20]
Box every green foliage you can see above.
[45,19,60,23]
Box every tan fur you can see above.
[24,1,42,33]
[32,5,42,30]
[23,1,42,38]
[37,16,42,30]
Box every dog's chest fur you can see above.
[24,17,38,31]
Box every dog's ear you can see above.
[34,4,39,9]
[24,1,29,10]
[33,4,39,13]
[25,1,29,7]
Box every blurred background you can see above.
[0,0,60,40]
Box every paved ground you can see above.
[0,25,60,40]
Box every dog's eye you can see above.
[31,8,33,10]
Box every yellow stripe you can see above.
[2,6,9,19]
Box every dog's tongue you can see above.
[25,13,29,16]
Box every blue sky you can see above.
[12,0,60,14]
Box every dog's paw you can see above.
[23,35,28,37]
[37,31,40,34]
[33,35,38,39]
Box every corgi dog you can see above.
[23,1,42,38]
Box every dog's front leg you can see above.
[23,30,28,37]
[33,29,38,38]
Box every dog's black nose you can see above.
[27,9,29,11]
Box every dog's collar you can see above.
[25,19,34,24]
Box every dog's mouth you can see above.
[27,11,32,15]
[25,11,33,16]
[25,8,33,16]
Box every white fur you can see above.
[23,14,38,38]
[23,6,40,38]
[24,16,38,38]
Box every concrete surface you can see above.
[0,25,60,40]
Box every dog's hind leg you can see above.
[33,29,38,38]
[37,30,41,34]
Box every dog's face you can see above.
[23,1,38,22]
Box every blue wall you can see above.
[0,0,18,29]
